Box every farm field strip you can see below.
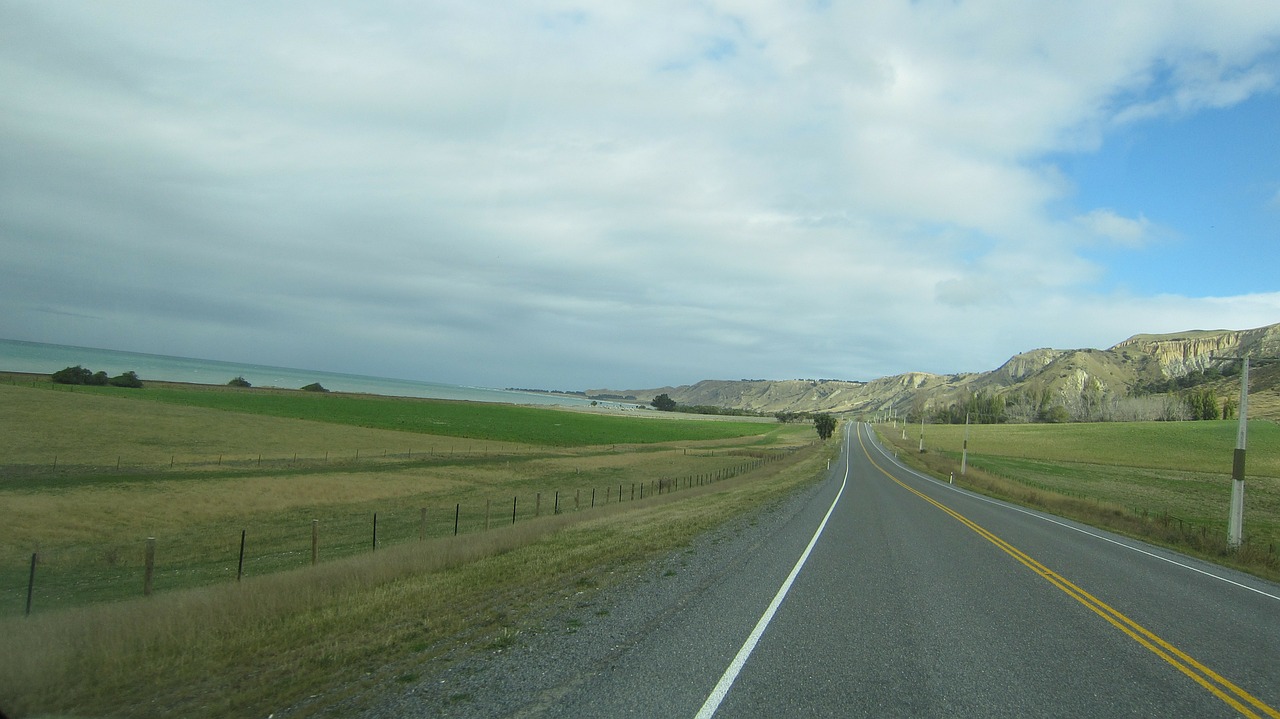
[873,420,1280,579]
[0,380,836,719]
[1,383,813,617]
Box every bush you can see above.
[108,371,143,388]
[300,382,329,393]
[51,365,93,385]
[228,376,252,388]
[52,365,132,386]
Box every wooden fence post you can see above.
[237,530,246,581]
[372,513,378,551]
[144,538,156,596]
[25,552,37,616]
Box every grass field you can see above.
[0,380,832,718]
[10,378,770,448]
[874,419,1280,579]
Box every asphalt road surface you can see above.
[378,421,1280,718]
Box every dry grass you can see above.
[0,434,838,718]
[873,422,1280,581]
[0,381,830,716]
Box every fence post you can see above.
[454,504,460,536]
[372,513,378,551]
[237,530,246,581]
[554,491,560,515]
[25,552,37,616]
[144,537,156,596]
[312,519,319,565]
[512,496,517,524]
[536,493,541,517]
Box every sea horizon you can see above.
[0,337,614,407]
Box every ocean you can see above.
[0,338,608,407]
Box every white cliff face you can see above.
[1111,325,1280,378]
[588,323,1280,417]
[992,349,1065,383]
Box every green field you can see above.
[1,382,808,614]
[30,380,772,446]
[0,381,834,718]
[875,419,1280,577]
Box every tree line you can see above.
[51,365,143,388]
[649,394,837,439]
[912,384,1239,426]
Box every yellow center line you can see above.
[856,426,1279,719]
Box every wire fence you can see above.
[6,450,797,618]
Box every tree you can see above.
[51,365,121,386]
[814,413,837,440]
[228,376,252,388]
[650,393,677,411]
[51,365,93,385]
[1186,387,1220,420]
[108,371,143,388]
[300,382,329,393]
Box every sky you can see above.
[3,1,1280,390]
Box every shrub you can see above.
[300,382,329,393]
[108,371,143,388]
[51,365,93,385]
[228,376,252,388]
[51,365,125,386]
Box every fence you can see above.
[8,451,795,617]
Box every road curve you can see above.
[377,421,1280,718]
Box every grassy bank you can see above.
[873,420,1280,580]
[0,381,835,717]
[1,432,837,718]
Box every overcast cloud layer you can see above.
[3,2,1280,389]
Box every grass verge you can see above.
[0,435,839,718]
[873,421,1280,582]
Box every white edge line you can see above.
[861,425,1280,603]
[693,423,853,719]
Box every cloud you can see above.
[3,2,1280,388]
[1075,209,1153,248]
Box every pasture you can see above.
[0,381,834,718]
[875,419,1280,578]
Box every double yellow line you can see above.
[856,426,1278,719]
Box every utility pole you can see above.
[961,412,970,475]
[1212,355,1279,549]
[919,416,925,453]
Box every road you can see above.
[380,421,1280,718]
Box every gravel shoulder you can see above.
[357,475,830,718]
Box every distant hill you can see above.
[587,322,1280,421]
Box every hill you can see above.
[588,322,1280,421]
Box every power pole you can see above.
[961,412,970,475]
[1212,355,1279,549]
